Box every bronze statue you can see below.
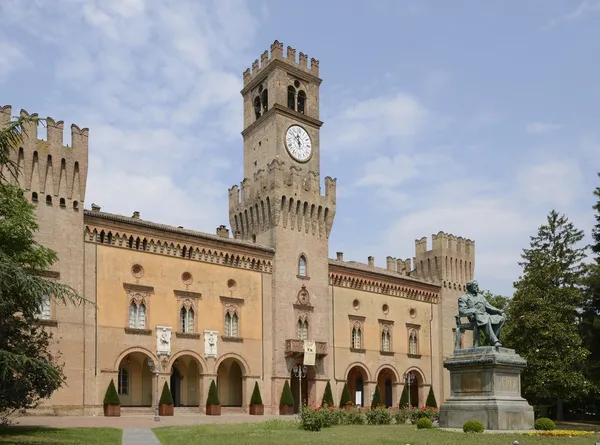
[458,280,506,347]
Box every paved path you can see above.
[9,414,286,429]
[122,428,161,445]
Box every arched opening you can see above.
[253,96,261,120]
[117,352,154,407]
[377,368,397,408]
[31,192,38,203]
[297,317,308,341]
[59,197,66,208]
[404,370,422,407]
[261,89,268,113]
[298,255,307,276]
[216,358,244,407]
[347,365,368,407]
[287,85,296,110]
[168,354,203,407]
[290,363,317,413]
[46,195,52,205]
[297,90,306,114]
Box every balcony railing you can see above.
[285,339,328,357]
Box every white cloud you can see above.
[356,153,450,188]
[0,36,27,81]
[526,122,563,135]
[326,92,428,152]
[543,0,600,28]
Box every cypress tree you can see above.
[425,387,437,408]
[103,379,120,406]
[339,382,351,407]
[159,382,173,405]
[206,379,220,405]
[371,385,382,408]
[321,381,334,407]
[399,384,409,408]
[250,382,263,405]
[279,380,294,407]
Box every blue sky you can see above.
[1,0,599,296]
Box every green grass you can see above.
[153,421,598,445]
[0,427,121,445]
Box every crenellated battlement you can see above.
[411,231,475,286]
[228,159,336,240]
[242,40,320,86]
[0,105,89,204]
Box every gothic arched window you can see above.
[409,330,419,355]
[298,255,307,277]
[253,96,262,120]
[180,306,194,333]
[381,328,391,352]
[287,86,296,110]
[129,301,146,329]
[297,90,306,114]
[352,326,362,349]
[297,318,308,341]
[261,89,268,113]
[225,311,239,337]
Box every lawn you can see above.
[0,427,122,445]
[153,420,599,445]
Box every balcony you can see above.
[285,339,328,358]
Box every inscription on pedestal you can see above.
[460,372,483,393]
[496,375,519,394]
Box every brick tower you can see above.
[228,40,336,409]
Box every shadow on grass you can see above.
[0,425,121,444]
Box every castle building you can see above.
[0,40,475,415]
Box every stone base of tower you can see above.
[438,347,534,431]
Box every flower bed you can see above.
[524,430,595,437]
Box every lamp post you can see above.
[292,364,307,415]
[148,357,168,422]
[403,371,417,407]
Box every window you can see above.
[253,96,261,120]
[46,195,52,205]
[32,192,38,203]
[129,301,146,329]
[352,326,362,349]
[298,255,307,277]
[261,89,268,113]
[297,90,306,114]
[59,198,66,208]
[381,328,391,352]
[287,86,296,110]
[225,311,239,337]
[409,330,419,355]
[36,293,51,320]
[180,306,194,333]
[297,318,308,341]
[118,368,129,395]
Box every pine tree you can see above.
[399,384,409,408]
[321,381,334,407]
[504,210,590,420]
[339,382,351,407]
[371,385,382,408]
[425,387,437,408]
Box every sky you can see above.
[1,0,599,296]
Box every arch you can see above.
[168,352,205,407]
[46,194,52,205]
[213,353,250,376]
[402,367,425,407]
[32,192,38,203]
[376,365,399,408]
[344,362,371,382]
[404,366,426,385]
[261,88,268,112]
[59,197,66,207]
[287,85,296,110]
[375,364,401,383]
[346,364,369,407]
[253,96,261,119]
[297,90,306,114]
[167,349,208,374]
[215,356,247,407]
[116,349,155,407]
[113,347,157,371]
[298,253,307,277]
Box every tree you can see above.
[425,387,437,408]
[339,382,351,407]
[479,290,511,345]
[399,384,409,407]
[504,210,590,420]
[250,382,263,405]
[206,380,220,405]
[103,379,120,406]
[279,380,294,407]
[0,115,82,423]
[159,382,173,405]
[371,385,382,408]
[321,381,334,407]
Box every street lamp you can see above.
[403,371,417,407]
[148,357,168,422]
[292,364,307,415]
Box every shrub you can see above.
[250,382,263,405]
[321,381,334,407]
[364,406,391,425]
[425,387,437,408]
[103,379,120,406]
[416,417,433,429]
[343,405,365,425]
[394,406,439,424]
[280,380,294,407]
[159,382,173,405]
[339,382,351,407]
[371,385,383,408]
[534,417,556,431]
[206,380,220,405]
[299,405,337,431]
[463,420,484,433]
[399,385,408,408]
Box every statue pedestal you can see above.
[439,347,534,430]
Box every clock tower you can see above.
[229,40,336,409]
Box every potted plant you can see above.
[279,380,294,415]
[103,379,121,417]
[321,381,334,407]
[249,382,264,415]
[158,382,174,416]
[206,379,221,416]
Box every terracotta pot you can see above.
[206,404,221,416]
[159,403,174,416]
[103,404,121,417]
[279,405,294,416]
[249,404,264,415]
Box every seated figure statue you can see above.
[458,280,506,347]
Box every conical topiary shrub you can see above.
[249,382,264,415]
[399,385,409,408]
[371,385,383,408]
[159,382,174,416]
[279,380,294,415]
[206,379,221,416]
[339,382,351,408]
[103,379,120,417]
[425,387,437,408]
[321,381,334,407]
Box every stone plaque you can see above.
[156,325,172,356]
[496,375,519,393]
[204,330,218,358]
[459,372,484,393]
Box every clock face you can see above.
[285,125,312,162]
